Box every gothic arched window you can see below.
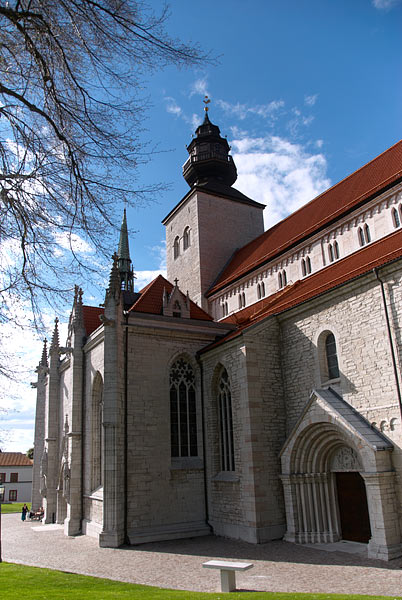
[183,227,191,250]
[170,359,197,458]
[218,368,235,471]
[173,236,180,259]
[91,372,103,490]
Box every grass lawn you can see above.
[0,563,399,600]
[1,502,31,514]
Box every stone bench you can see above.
[202,559,254,592]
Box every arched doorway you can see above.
[280,389,402,560]
[281,423,369,544]
[336,472,371,542]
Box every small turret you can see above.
[117,208,134,292]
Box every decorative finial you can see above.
[203,95,210,112]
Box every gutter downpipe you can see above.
[123,311,129,544]
[197,354,213,533]
[373,267,402,421]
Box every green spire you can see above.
[117,208,134,292]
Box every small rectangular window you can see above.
[9,490,17,501]
[0,473,5,483]
[10,472,18,483]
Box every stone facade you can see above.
[32,120,402,561]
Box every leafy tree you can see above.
[26,447,34,459]
[0,0,212,329]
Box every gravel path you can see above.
[2,514,402,597]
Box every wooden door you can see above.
[335,472,371,543]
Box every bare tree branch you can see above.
[0,0,213,334]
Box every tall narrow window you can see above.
[257,283,261,299]
[183,227,191,250]
[358,224,371,246]
[218,368,235,471]
[170,359,197,458]
[261,281,265,297]
[173,300,181,318]
[278,269,287,289]
[392,208,400,228]
[238,292,246,308]
[325,333,340,379]
[364,223,371,243]
[222,301,228,317]
[92,372,103,490]
[173,236,180,259]
[328,242,340,262]
[333,240,339,259]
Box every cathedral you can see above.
[32,108,402,561]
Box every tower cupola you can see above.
[182,98,237,188]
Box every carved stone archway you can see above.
[280,388,402,560]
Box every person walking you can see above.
[21,504,28,522]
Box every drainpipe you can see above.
[123,311,129,544]
[373,267,402,421]
[197,354,213,532]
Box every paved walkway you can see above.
[3,514,402,597]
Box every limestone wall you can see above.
[200,318,286,543]
[278,262,402,537]
[125,318,225,543]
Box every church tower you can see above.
[163,100,265,312]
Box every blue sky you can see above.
[1,0,402,452]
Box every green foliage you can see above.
[1,502,31,514]
[26,447,34,459]
[0,563,399,600]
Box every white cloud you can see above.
[372,0,401,9]
[164,96,183,117]
[0,298,69,452]
[217,99,284,121]
[135,241,166,290]
[231,134,331,230]
[53,231,94,255]
[304,94,318,106]
[189,77,210,98]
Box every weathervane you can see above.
[203,95,211,112]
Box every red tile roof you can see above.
[83,306,104,336]
[129,274,213,321]
[201,228,402,352]
[0,452,33,466]
[207,140,402,296]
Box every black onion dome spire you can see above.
[183,99,237,188]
